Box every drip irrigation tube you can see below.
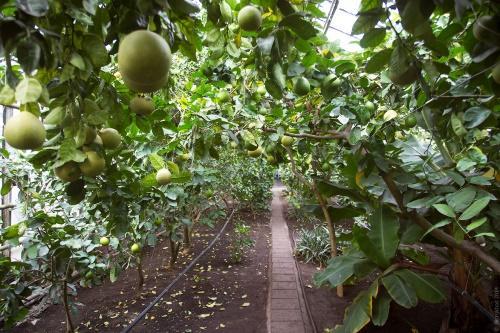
[120,208,236,333]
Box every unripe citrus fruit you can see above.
[156,168,172,185]
[55,162,82,183]
[180,152,191,161]
[256,85,267,95]
[230,141,238,148]
[238,6,262,31]
[294,77,310,96]
[267,155,276,164]
[247,146,263,157]
[118,30,172,93]
[405,114,417,128]
[365,101,375,112]
[80,151,105,177]
[130,96,154,115]
[99,128,121,149]
[4,112,46,150]
[85,271,93,279]
[131,243,141,254]
[100,237,110,246]
[281,135,294,147]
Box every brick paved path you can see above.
[267,185,313,333]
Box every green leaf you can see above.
[451,113,467,136]
[407,196,443,209]
[463,106,491,129]
[365,49,392,73]
[372,293,391,326]
[271,63,286,90]
[336,289,372,333]
[432,204,455,218]
[314,253,365,287]
[328,206,364,222]
[280,13,318,39]
[16,38,41,74]
[70,52,86,70]
[421,219,451,239]
[1,179,12,196]
[44,106,65,125]
[395,269,446,303]
[368,206,399,264]
[170,170,192,183]
[15,77,42,104]
[219,1,232,23]
[141,173,157,188]
[353,226,388,268]
[360,28,386,48]
[466,217,487,232]
[459,197,490,221]
[0,85,15,105]
[149,153,165,170]
[381,273,418,309]
[317,180,365,202]
[17,0,49,17]
[446,187,476,212]
[166,161,180,175]
[83,34,109,68]
[55,138,87,167]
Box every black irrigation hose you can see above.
[445,280,496,324]
[121,208,236,333]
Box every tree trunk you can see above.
[182,225,192,254]
[167,238,180,269]
[62,279,74,333]
[137,256,144,288]
[313,181,343,297]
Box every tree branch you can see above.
[262,127,347,140]
[381,172,500,275]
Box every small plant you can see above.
[230,221,254,263]
[295,226,331,266]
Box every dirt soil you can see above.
[283,199,448,333]
[13,209,271,333]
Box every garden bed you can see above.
[14,209,271,333]
[283,198,449,333]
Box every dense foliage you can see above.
[0,0,498,332]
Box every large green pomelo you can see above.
[99,128,121,149]
[238,6,262,31]
[4,112,46,150]
[294,77,310,96]
[55,162,82,183]
[130,96,154,115]
[118,30,172,93]
[80,151,106,177]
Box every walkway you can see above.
[268,185,313,333]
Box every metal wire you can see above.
[120,208,236,333]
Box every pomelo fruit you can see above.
[216,90,230,103]
[131,243,141,254]
[238,6,262,31]
[156,168,172,185]
[100,237,110,246]
[55,162,82,183]
[80,151,106,177]
[4,112,46,150]
[99,128,121,149]
[405,114,417,128]
[294,77,310,96]
[118,30,172,93]
[365,101,375,112]
[281,135,294,147]
[180,152,191,161]
[130,96,154,115]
